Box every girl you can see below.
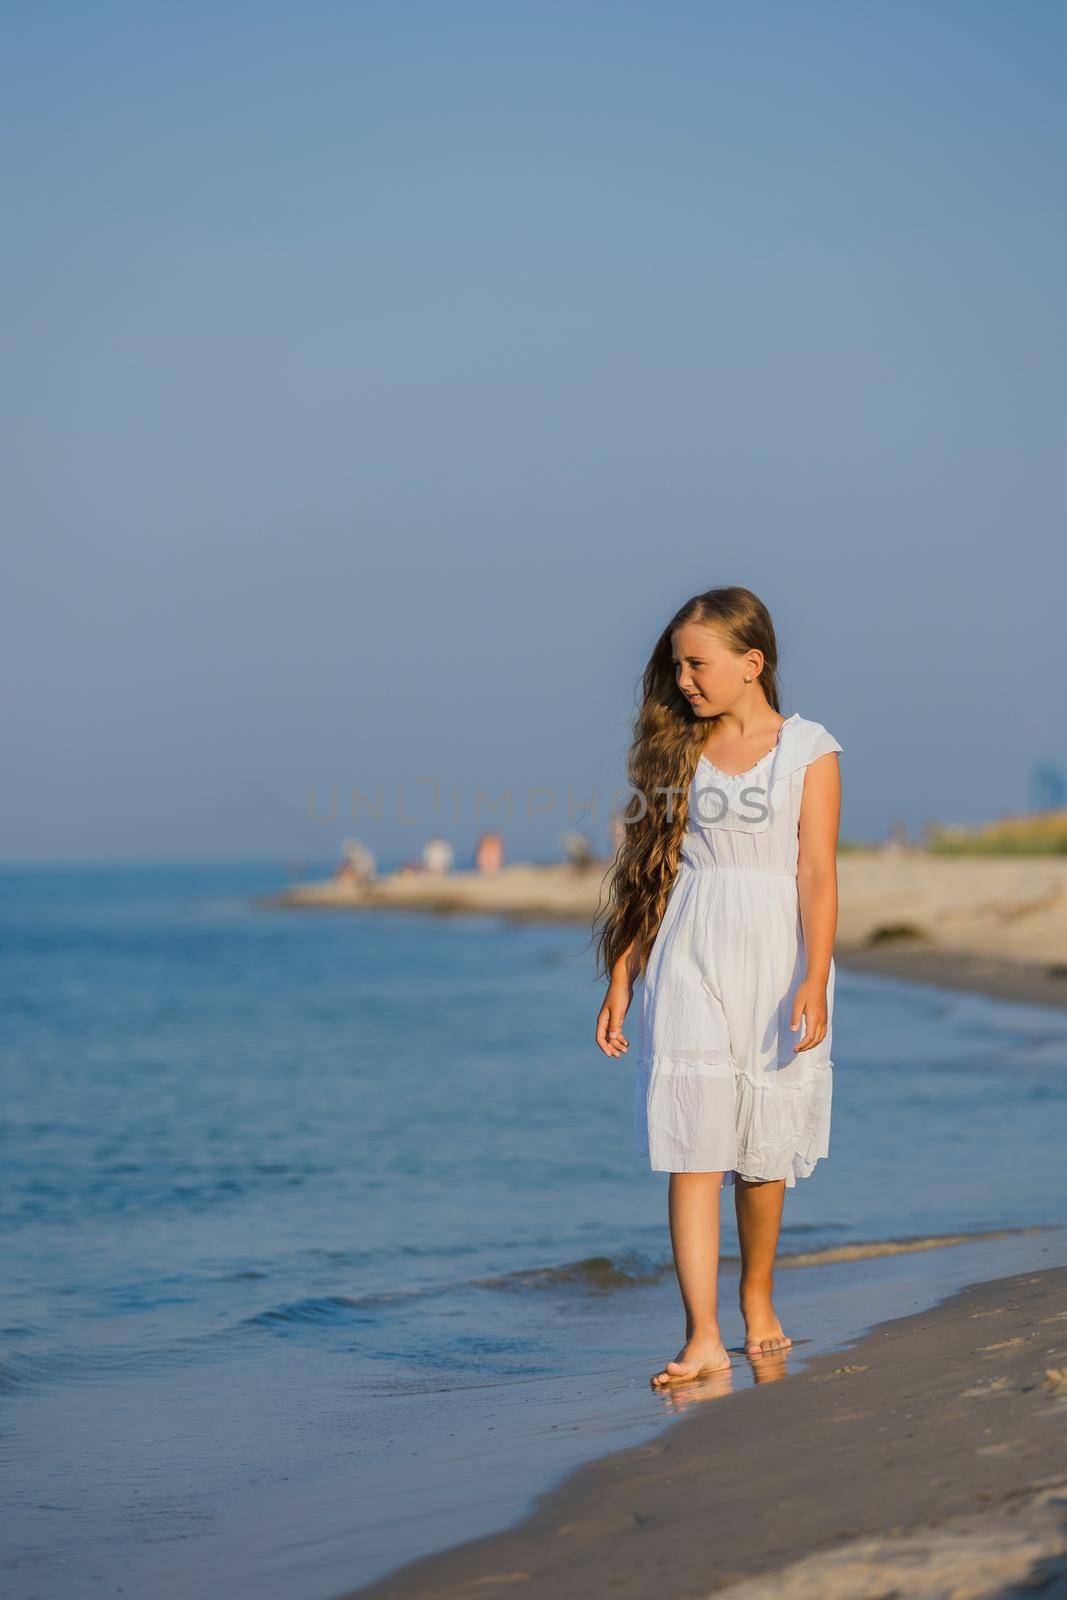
[593,587,843,1386]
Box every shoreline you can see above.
[345,1255,1067,1600]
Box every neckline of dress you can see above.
[698,713,797,781]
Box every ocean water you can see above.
[2,863,1066,1600]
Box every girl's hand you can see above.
[596,976,633,1058]
[790,977,829,1053]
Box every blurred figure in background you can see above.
[421,836,454,874]
[562,830,594,872]
[475,830,505,873]
[335,838,377,884]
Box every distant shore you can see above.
[259,850,1067,1012]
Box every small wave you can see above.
[239,1252,675,1327]
[776,1224,1051,1269]
[0,1344,160,1392]
[245,1294,379,1329]
[244,1227,1059,1330]
[472,1251,670,1294]
[472,1226,1055,1297]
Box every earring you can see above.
[743,677,751,683]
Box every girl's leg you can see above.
[651,1171,732,1385]
[734,1175,793,1356]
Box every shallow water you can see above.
[2,864,1066,1598]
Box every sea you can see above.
[2,862,1066,1600]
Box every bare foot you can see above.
[651,1333,732,1386]
[740,1287,792,1357]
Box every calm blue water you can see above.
[2,864,1066,1600]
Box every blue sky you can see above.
[4,1,1065,862]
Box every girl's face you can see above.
[670,623,757,716]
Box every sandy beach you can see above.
[347,1259,1067,1600]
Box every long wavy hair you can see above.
[592,587,783,982]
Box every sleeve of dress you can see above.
[806,726,843,765]
[768,721,842,788]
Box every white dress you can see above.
[634,713,843,1186]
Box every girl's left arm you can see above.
[792,752,842,1051]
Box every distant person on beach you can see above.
[475,830,504,872]
[334,838,376,884]
[561,830,594,871]
[421,836,454,874]
[592,586,843,1386]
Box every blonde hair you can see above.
[592,586,782,981]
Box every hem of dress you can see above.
[720,1149,827,1189]
[635,1058,833,1185]
[640,1150,831,1185]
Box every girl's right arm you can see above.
[595,940,642,1059]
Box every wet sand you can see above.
[345,1259,1067,1600]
